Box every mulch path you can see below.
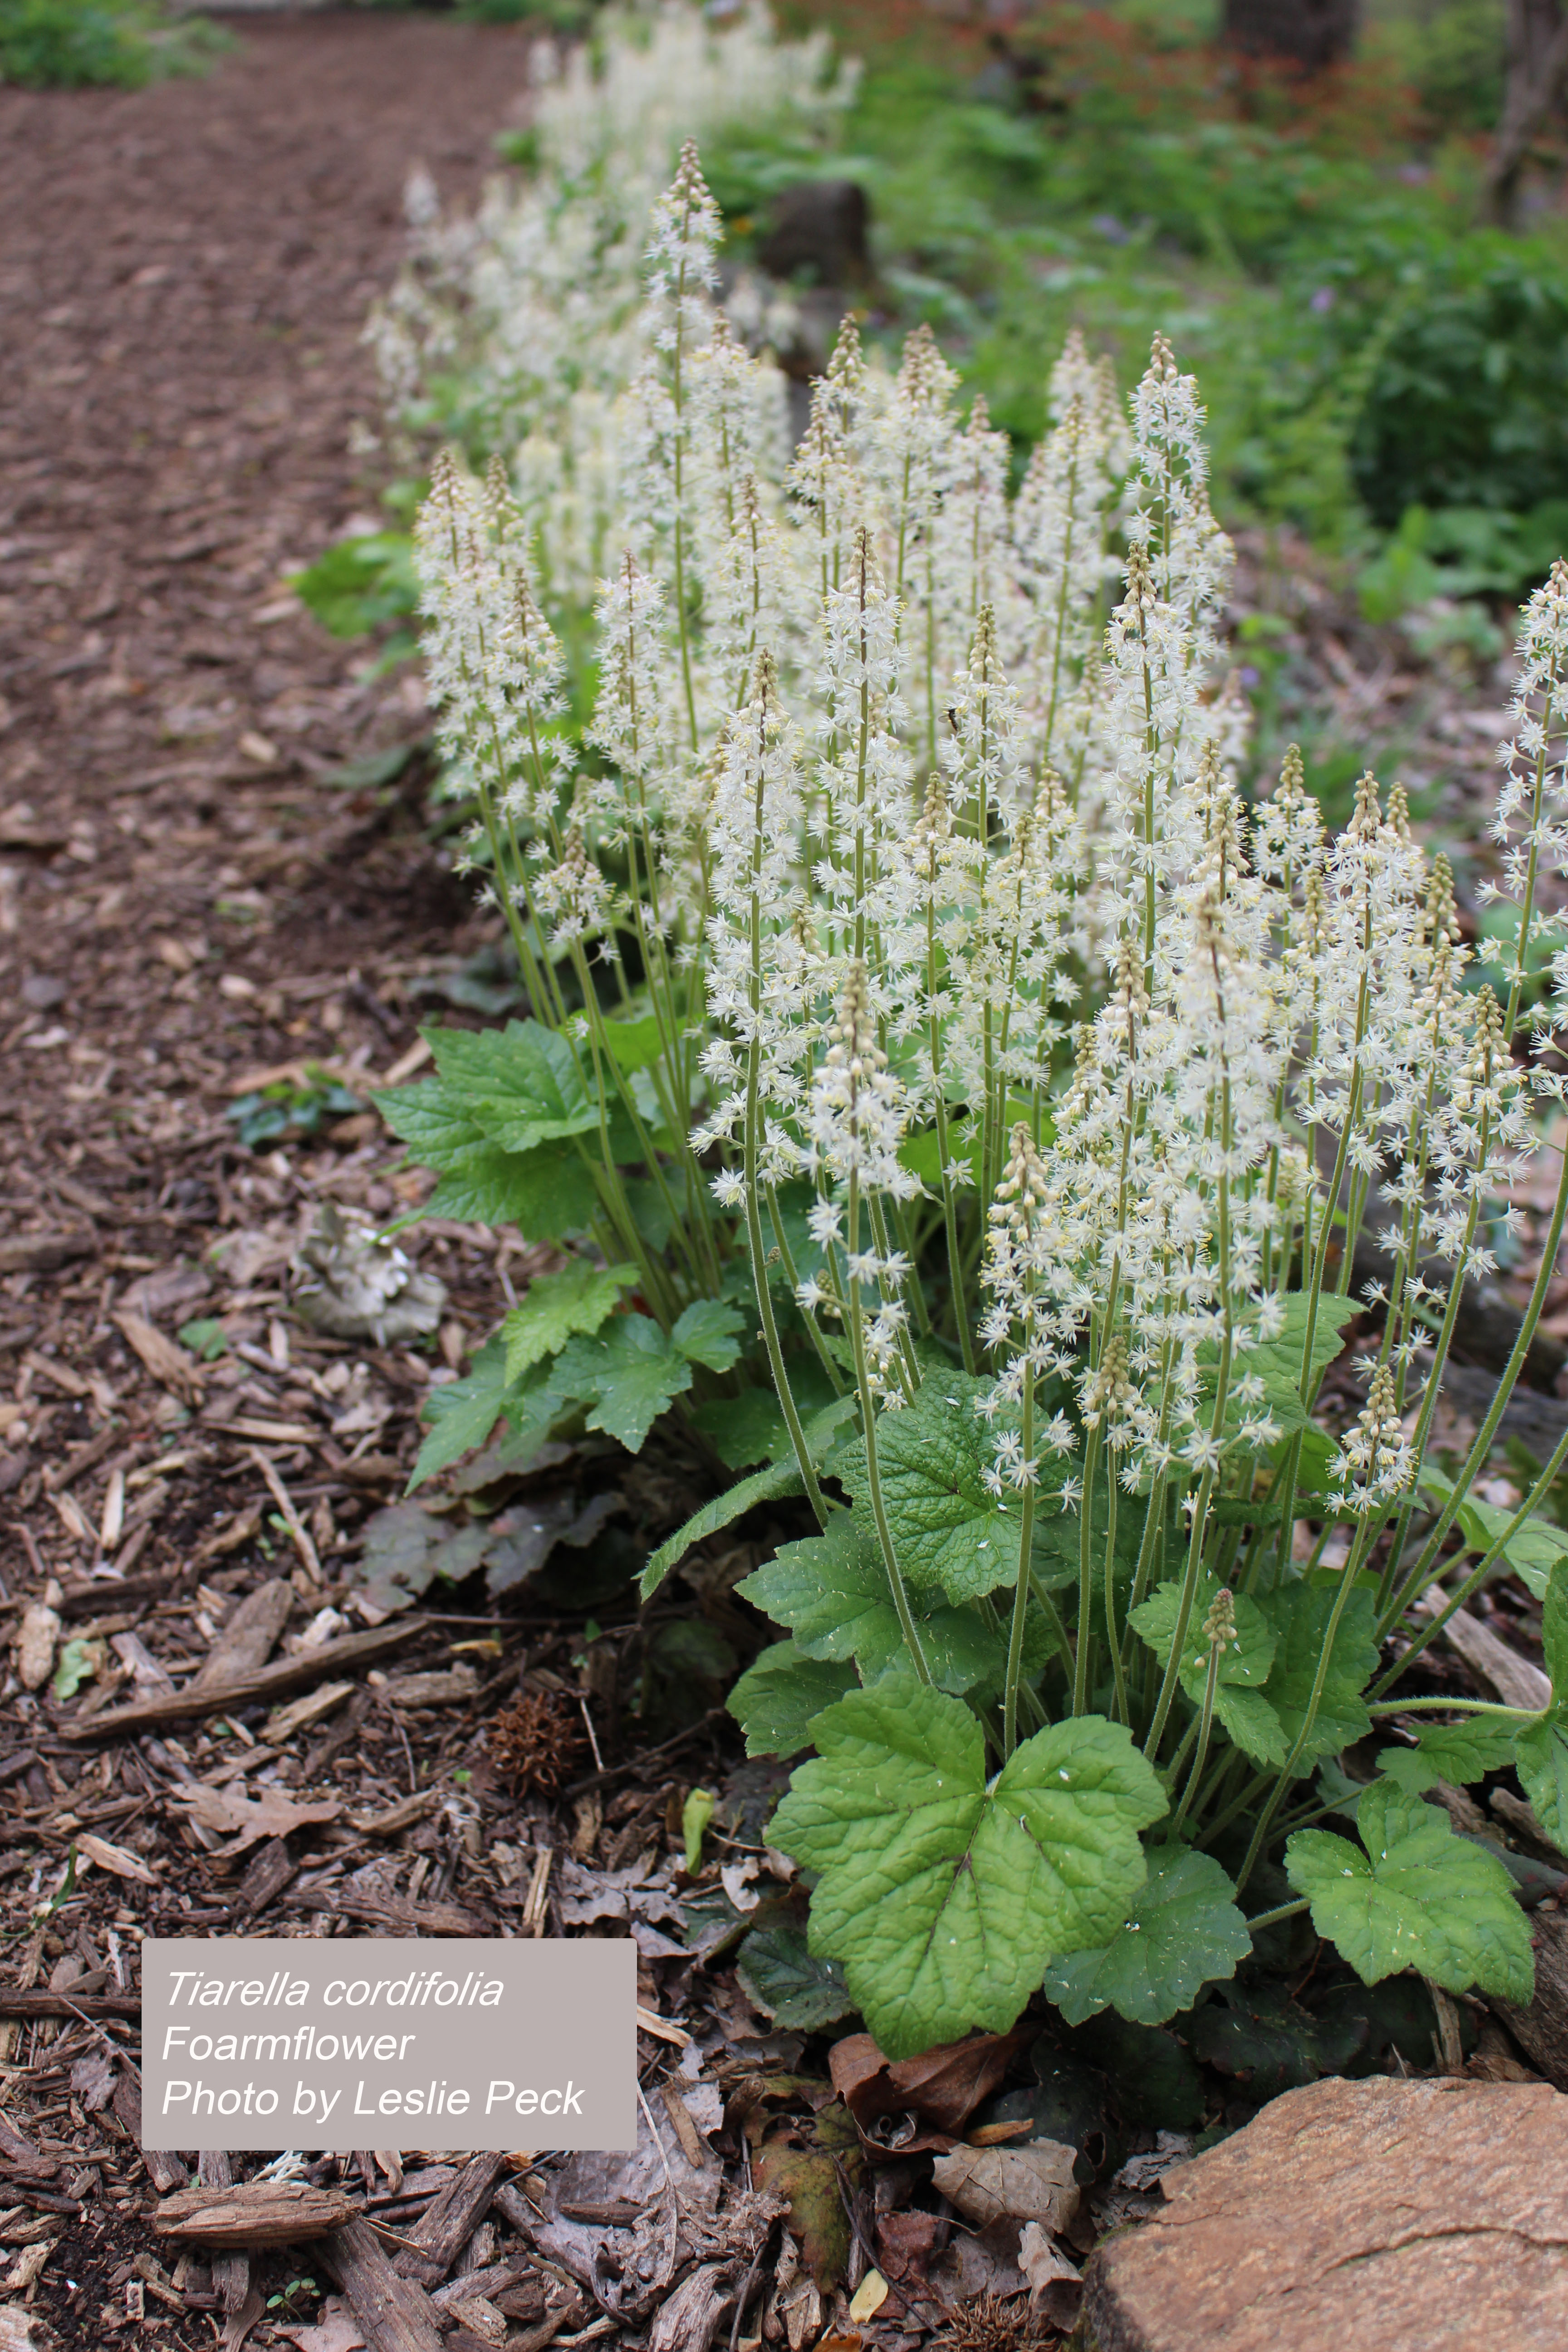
[0,20,771,2351]
[0,18,1564,2352]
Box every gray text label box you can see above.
[142,1938,637,2151]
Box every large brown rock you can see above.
[1076,2075,1568,2351]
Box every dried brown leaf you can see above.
[175,1783,343,1858]
[930,2141,1078,2234]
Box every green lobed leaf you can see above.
[691,1387,788,1470]
[376,1061,589,1240]
[1514,1715,1568,1852]
[1211,1684,1290,1765]
[1315,1756,1369,1823]
[1544,1559,1568,1696]
[1189,1977,1349,2095]
[291,531,416,637]
[1129,1571,1286,1763]
[601,1012,666,1072]
[1250,1291,1360,1404]
[843,1373,1018,1602]
[1196,1294,1357,1451]
[738,1511,1009,1695]
[422,1149,586,1240]
[672,1297,748,1373]
[552,1314,692,1452]
[1129,1572,1276,1692]
[1285,1778,1534,2004]
[770,1674,1167,2059]
[1419,1465,1568,1601]
[737,1921,857,2032]
[424,1020,600,1155]
[639,1399,856,1600]
[1043,1847,1251,2027]
[1376,1715,1522,1795]
[408,1338,517,1490]
[1286,1422,1345,1499]
[353,1501,493,1613]
[1258,1579,1381,1769]
[728,1641,858,1758]
[502,1260,637,1382]
[374,1076,491,1171]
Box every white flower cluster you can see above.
[369,0,852,612]
[414,126,1559,1526]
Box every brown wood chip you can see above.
[392,2152,508,2286]
[114,1309,202,1402]
[113,2074,187,2194]
[0,1989,140,2019]
[235,1834,300,1918]
[58,1615,431,1740]
[155,2181,358,2247]
[316,2214,444,2352]
[193,1576,294,1689]
[0,1230,94,1275]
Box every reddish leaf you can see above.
[828,2026,1034,2154]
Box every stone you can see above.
[1075,2075,1568,2351]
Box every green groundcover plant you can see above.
[379,135,1568,2063]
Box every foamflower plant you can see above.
[380,136,1568,2061]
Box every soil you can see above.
[0,17,1563,2352]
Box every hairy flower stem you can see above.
[1244,1900,1311,1936]
[1145,1063,1235,1762]
[669,201,700,754]
[1235,1521,1374,1896]
[1103,1473,1130,1726]
[1373,1406,1568,1698]
[1002,1313,1038,1758]
[848,1173,932,1683]
[745,1048,828,1526]
[1501,676,1555,1047]
[1029,1569,1076,1687]
[1377,1127,1568,1646]
[1073,1421,1104,1718]
[1366,1696,1539,1716]
[1267,946,1374,1585]
[1169,1629,1222,1842]
[926,897,976,1372]
[765,1186,846,1395]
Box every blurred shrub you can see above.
[1376,0,1506,137]
[1348,244,1568,524]
[0,0,221,87]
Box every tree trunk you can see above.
[1220,0,1361,73]
[1481,0,1568,228]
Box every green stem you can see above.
[1169,1632,1220,1842]
[848,1173,931,1684]
[1245,1899,1310,1936]
[1073,1423,1104,1717]
[1002,1336,1038,1758]
[1235,1521,1372,1896]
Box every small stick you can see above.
[250,1449,321,1585]
[563,1706,727,1798]
[729,2218,776,2352]
[578,1695,604,1775]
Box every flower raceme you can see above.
[390,124,1568,2062]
